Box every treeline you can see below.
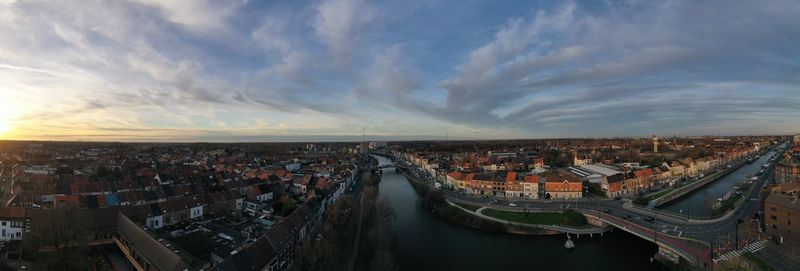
[357,187,398,271]
[405,173,508,233]
[293,197,358,271]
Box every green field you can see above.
[481,208,588,227]
[635,188,675,205]
[714,194,742,216]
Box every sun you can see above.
[0,120,9,133]
[0,93,19,137]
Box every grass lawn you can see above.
[635,188,675,205]
[453,202,481,212]
[482,208,588,227]
[714,195,742,216]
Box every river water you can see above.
[372,155,662,271]
[661,149,777,217]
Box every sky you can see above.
[0,0,798,142]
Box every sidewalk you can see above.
[447,200,609,235]
[754,243,800,271]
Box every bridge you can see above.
[593,211,711,267]
[392,146,786,269]
[374,164,396,169]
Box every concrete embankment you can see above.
[653,159,747,208]
[400,168,609,236]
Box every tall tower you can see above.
[652,134,659,153]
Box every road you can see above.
[390,144,789,267]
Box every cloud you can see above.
[0,0,798,141]
[132,0,243,32]
[411,0,800,136]
[312,0,377,66]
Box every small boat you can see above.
[564,234,575,250]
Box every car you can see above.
[644,217,656,223]
[614,196,622,200]
[509,203,517,207]
[623,214,632,220]
[602,208,611,214]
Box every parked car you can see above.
[509,203,517,207]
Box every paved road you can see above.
[401,147,782,243]
[391,144,790,267]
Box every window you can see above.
[771,215,778,221]
[1,221,5,226]
[15,232,19,238]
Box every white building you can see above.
[0,208,25,241]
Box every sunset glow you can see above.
[0,93,17,137]
[0,0,798,142]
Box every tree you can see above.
[23,209,93,270]
[93,166,110,180]
[367,196,398,271]
[294,198,357,271]
[421,188,445,210]
[294,238,339,271]
[273,195,296,217]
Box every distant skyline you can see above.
[1,0,799,142]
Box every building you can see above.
[605,174,626,197]
[775,154,800,184]
[447,171,539,199]
[502,172,539,199]
[764,183,800,248]
[115,213,191,271]
[573,154,591,166]
[544,173,582,199]
[0,207,26,241]
[652,135,659,153]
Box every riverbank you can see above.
[650,158,747,208]
[400,169,608,236]
[372,155,663,271]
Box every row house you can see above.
[605,174,625,197]
[142,196,205,229]
[292,175,313,195]
[115,214,191,271]
[247,183,276,203]
[0,207,26,241]
[502,172,539,199]
[205,190,244,216]
[775,154,800,184]
[217,202,318,271]
[117,190,146,206]
[447,171,539,199]
[544,173,582,199]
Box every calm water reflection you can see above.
[373,156,662,271]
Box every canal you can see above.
[661,148,778,217]
[372,155,662,271]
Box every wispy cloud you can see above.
[0,0,798,141]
